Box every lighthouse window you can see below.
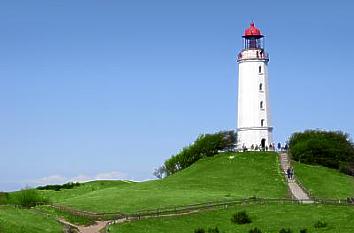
[259,83,263,91]
[259,66,262,74]
[260,101,264,109]
[261,119,265,127]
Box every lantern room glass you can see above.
[244,37,264,50]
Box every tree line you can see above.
[154,130,237,178]
[288,130,354,176]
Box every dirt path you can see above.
[59,218,109,233]
[279,152,313,203]
[78,221,109,233]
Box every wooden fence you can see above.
[47,196,353,222]
[1,197,353,232]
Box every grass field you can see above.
[109,203,354,233]
[40,180,134,202]
[0,206,62,233]
[43,152,288,213]
[294,162,354,199]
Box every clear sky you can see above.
[1,0,353,191]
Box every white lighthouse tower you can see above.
[237,22,273,150]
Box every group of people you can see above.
[286,167,295,180]
[241,142,289,152]
[277,142,289,151]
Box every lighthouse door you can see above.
[261,138,266,149]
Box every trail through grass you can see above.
[36,205,95,226]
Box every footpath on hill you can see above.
[279,152,312,202]
[59,218,109,233]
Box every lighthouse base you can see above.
[237,127,273,150]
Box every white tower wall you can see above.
[237,49,273,149]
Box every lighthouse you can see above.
[237,23,273,150]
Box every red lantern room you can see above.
[243,22,264,50]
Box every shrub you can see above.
[9,188,48,207]
[299,229,308,233]
[279,228,292,233]
[37,182,81,191]
[339,162,354,176]
[194,228,205,233]
[288,130,354,175]
[0,192,9,204]
[314,220,327,228]
[249,227,262,233]
[207,227,219,233]
[231,211,252,224]
[163,130,237,176]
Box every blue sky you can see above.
[1,0,353,191]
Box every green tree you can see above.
[288,130,354,175]
[162,130,237,176]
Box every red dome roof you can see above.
[244,23,263,37]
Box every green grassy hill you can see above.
[109,203,354,233]
[0,206,62,233]
[2,151,354,233]
[44,152,288,213]
[294,162,354,199]
[40,180,134,202]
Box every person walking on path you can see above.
[286,167,291,179]
[290,167,295,180]
[279,153,312,202]
[284,143,289,151]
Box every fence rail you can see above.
[2,197,353,233]
[3,197,353,220]
[44,197,353,222]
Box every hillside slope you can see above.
[109,203,354,233]
[0,206,62,233]
[294,162,354,199]
[48,152,287,213]
[41,180,134,202]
